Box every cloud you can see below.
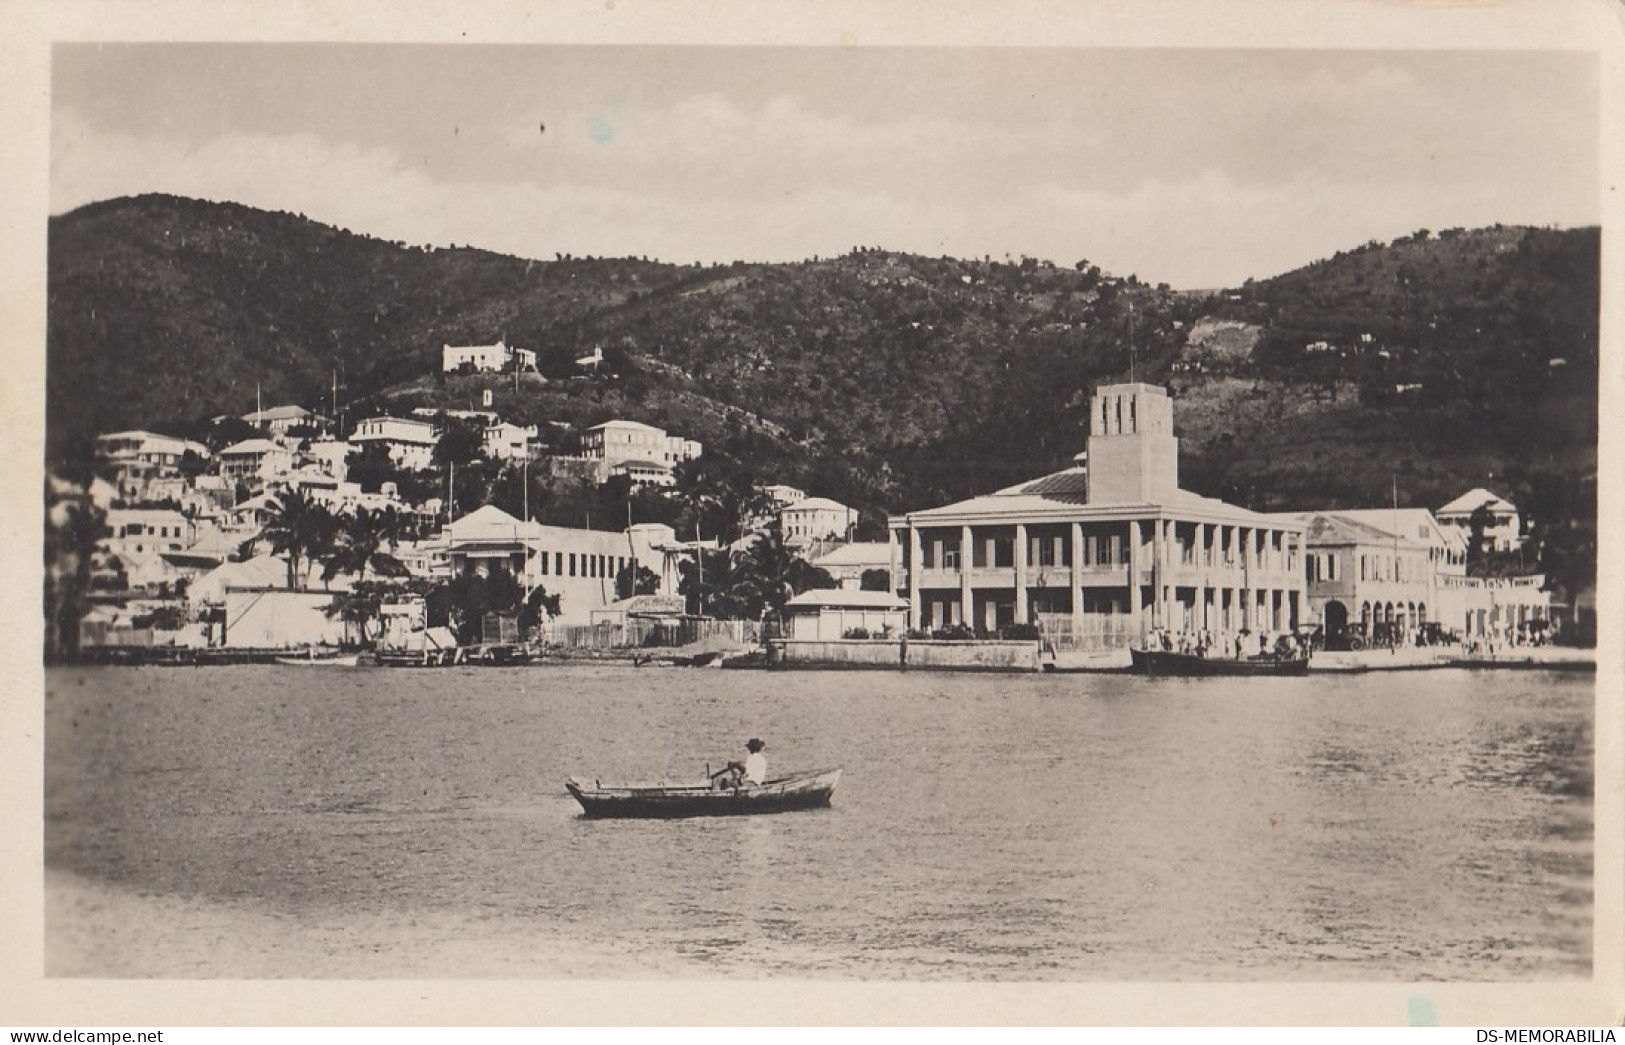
[50,48,1600,291]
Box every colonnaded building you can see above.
[888,382,1307,650]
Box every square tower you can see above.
[1085,382,1180,504]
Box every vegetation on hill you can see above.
[47,196,1598,600]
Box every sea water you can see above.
[43,664,1592,979]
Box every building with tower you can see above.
[888,382,1306,651]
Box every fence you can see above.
[548,618,762,650]
[1034,612,1138,652]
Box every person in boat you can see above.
[711,738,768,790]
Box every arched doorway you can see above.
[1324,600,1349,643]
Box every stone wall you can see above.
[767,638,1040,672]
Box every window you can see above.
[942,540,961,570]
[569,553,577,577]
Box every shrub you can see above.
[842,626,871,640]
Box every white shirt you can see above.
[743,752,768,785]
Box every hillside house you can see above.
[350,416,438,471]
[483,421,538,461]
[782,497,858,544]
[441,340,536,373]
[218,439,296,483]
[1436,488,1522,552]
[581,419,702,484]
[241,404,318,438]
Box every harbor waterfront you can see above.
[45,664,1592,980]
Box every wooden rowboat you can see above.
[274,652,363,667]
[1130,647,1310,677]
[565,768,842,819]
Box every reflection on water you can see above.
[45,665,1592,979]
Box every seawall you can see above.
[767,639,1042,672]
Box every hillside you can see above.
[46,196,1598,539]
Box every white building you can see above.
[241,404,317,438]
[350,416,439,471]
[94,430,211,499]
[440,506,712,624]
[580,419,702,483]
[218,439,296,483]
[811,541,893,590]
[104,508,196,558]
[305,438,355,480]
[1436,488,1523,553]
[781,497,858,544]
[784,589,909,641]
[441,340,537,373]
[761,484,806,507]
[483,422,538,461]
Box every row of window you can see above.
[536,550,633,581]
[1358,553,1424,584]
[117,523,187,539]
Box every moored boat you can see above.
[1129,647,1310,677]
[274,651,363,667]
[565,767,842,818]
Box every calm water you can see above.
[44,664,1593,980]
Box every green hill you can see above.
[47,196,1597,541]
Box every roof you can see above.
[242,405,312,423]
[900,479,1292,529]
[786,589,908,610]
[1438,487,1517,516]
[1322,509,1449,546]
[599,594,687,616]
[613,459,673,472]
[588,419,664,433]
[784,497,854,514]
[220,439,288,456]
[1296,513,1425,548]
[1004,467,1090,501]
[812,542,892,568]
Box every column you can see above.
[1127,519,1143,641]
[959,524,974,630]
[1194,523,1208,631]
[907,525,922,631]
[889,528,902,597]
[1070,521,1084,642]
[1014,523,1028,624]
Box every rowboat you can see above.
[1129,647,1310,677]
[274,651,363,667]
[565,767,842,819]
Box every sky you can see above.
[50,44,1600,289]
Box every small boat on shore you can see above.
[565,767,842,819]
[274,651,363,667]
[1130,647,1310,677]
[374,647,469,667]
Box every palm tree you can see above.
[260,489,338,590]
[323,506,405,585]
[46,499,108,660]
[730,519,835,629]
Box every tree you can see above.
[347,441,401,494]
[428,565,525,645]
[432,418,486,470]
[260,489,339,590]
[45,497,108,660]
[615,563,661,600]
[729,519,835,626]
[860,567,892,592]
[323,506,407,585]
[1466,503,1495,567]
